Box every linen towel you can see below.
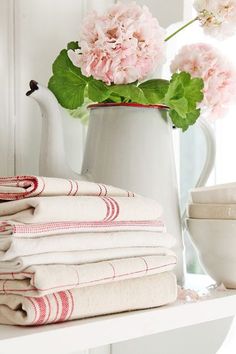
[0,196,162,224]
[191,182,236,204]
[0,230,175,261]
[0,219,165,237]
[0,272,177,326]
[188,203,236,219]
[0,176,135,200]
[0,247,175,272]
[0,255,177,296]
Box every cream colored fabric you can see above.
[191,182,236,204]
[0,176,135,200]
[0,255,177,297]
[0,272,177,326]
[188,203,236,219]
[0,247,175,272]
[0,196,162,224]
[0,230,175,261]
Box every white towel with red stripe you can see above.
[0,255,177,297]
[0,175,135,200]
[0,247,175,272]
[0,272,177,326]
[0,196,162,224]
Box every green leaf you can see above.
[67,41,80,50]
[184,78,204,111]
[170,97,188,118]
[169,108,201,132]
[88,79,110,102]
[48,48,89,109]
[48,75,86,109]
[52,49,87,83]
[139,79,169,104]
[109,84,148,104]
[164,72,204,131]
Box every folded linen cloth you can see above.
[0,219,165,237]
[0,196,162,224]
[0,247,175,272]
[0,230,175,261]
[0,176,134,200]
[0,255,177,296]
[191,182,236,204]
[0,272,177,326]
[188,203,236,219]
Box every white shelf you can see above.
[0,275,236,354]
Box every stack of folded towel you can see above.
[188,182,236,220]
[0,176,177,326]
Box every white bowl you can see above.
[187,218,236,288]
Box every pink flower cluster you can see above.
[194,0,236,38]
[68,2,166,85]
[171,43,236,118]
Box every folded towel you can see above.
[0,255,177,296]
[0,230,175,261]
[191,182,236,204]
[0,196,162,224]
[0,176,134,200]
[188,203,236,219]
[0,219,165,237]
[0,272,177,326]
[0,247,175,272]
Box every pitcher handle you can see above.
[182,117,216,229]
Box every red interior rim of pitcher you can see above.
[88,103,169,110]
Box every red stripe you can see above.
[97,184,103,196]
[73,180,79,196]
[102,197,112,221]
[88,103,168,110]
[58,291,69,323]
[67,180,73,196]
[34,297,47,325]
[101,184,108,196]
[107,197,120,221]
[67,290,74,320]
[102,197,116,221]
[52,293,60,323]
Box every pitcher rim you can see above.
[88,103,169,110]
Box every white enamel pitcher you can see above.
[27,81,216,284]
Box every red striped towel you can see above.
[0,176,135,201]
[0,255,177,296]
[0,272,177,326]
[0,196,162,224]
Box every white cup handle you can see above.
[182,117,216,229]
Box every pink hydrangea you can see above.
[68,2,166,85]
[194,0,236,38]
[171,43,236,118]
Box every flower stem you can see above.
[165,17,199,42]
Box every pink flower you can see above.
[194,0,236,38]
[171,43,236,119]
[68,2,166,85]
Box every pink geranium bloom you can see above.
[194,0,236,38]
[171,43,236,119]
[68,2,166,85]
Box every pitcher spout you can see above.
[26,80,86,180]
